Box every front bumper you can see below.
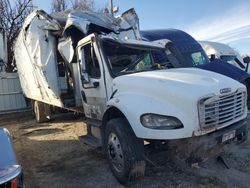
[0,167,24,188]
[167,119,248,163]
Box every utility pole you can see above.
[110,0,113,16]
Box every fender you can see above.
[107,92,200,140]
[0,128,23,185]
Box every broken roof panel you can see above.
[22,8,141,41]
[64,10,120,35]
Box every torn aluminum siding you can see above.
[14,10,64,107]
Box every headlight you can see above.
[140,114,183,130]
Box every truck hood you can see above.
[113,68,243,100]
[197,59,250,82]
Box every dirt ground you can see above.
[1,111,250,188]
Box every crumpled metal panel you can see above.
[54,8,141,40]
[119,8,141,39]
[58,38,74,63]
[64,10,119,35]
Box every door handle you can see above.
[93,82,99,88]
[83,81,99,89]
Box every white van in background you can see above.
[199,41,248,72]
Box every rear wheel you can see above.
[105,118,145,185]
[33,101,51,123]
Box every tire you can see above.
[105,118,145,185]
[33,101,51,123]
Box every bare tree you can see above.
[51,0,97,12]
[71,0,95,11]
[51,0,108,13]
[51,0,68,12]
[0,0,33,71]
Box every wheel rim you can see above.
[107,132,124,172]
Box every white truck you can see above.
[199,41,247,72]
[15,9,248,184]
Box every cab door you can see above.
[77,34,107,120]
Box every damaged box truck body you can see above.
[15,9,248,184]
[15,9,141,112]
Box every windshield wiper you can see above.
[122,53,147,72]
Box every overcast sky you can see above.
[33,0,250,55]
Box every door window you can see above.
[191,51,207,66]
[83,44,101,78]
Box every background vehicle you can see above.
[15,10,248,184]
[141,29,250,108]
[0,128,24,188]
[199,41,248,72]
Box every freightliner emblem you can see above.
[220,88,231,94]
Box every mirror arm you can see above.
[243,56,250,72]
[245,62,249,72]
[91,44,96,69]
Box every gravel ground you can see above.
[1,111,250,188]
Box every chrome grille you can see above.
[199,89,246,130]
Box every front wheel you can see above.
[105,118,145,185]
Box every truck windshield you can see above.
[102,40,168,76]
[148,43,210,68]
[220,55,245,69]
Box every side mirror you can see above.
[243,56,250,72]
[243,56,250,64]
[210,54,215,61]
